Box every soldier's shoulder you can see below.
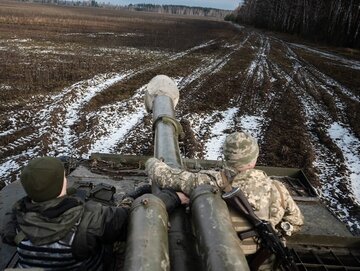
[232,169,271,189]
[271,179,291,195]
[241,168,269,179]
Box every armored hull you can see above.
[1,154,360,270]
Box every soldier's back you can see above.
[232,169,273,219]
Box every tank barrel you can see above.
[145,75,199,271]
[152,96,182,168]
[143,75,249,271]
[145,75,182,168]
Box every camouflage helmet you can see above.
[223,132,259,168]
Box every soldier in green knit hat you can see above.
[2,156,187,270]
[1,157,129,270]
[146,131,303,270]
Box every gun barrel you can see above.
[145,75,182,168]
[143,75,250,271]
[145,75,196,271]
[152,96,182,168]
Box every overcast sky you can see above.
[102,0,241,10]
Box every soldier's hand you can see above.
[176,192,189,205]
[117,196,134,209]
[155,188,181,214]
[280,221,294,236]
[125,184,152,199]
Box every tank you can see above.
[1,75,360,270]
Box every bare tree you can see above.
[235,0,360,48]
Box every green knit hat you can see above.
[223,132,259,168]
[20,157,65,202]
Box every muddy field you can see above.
[1,1,360,234]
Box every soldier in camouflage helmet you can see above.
[223,131,259,170]
[146,131,304,269]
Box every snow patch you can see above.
[0,84,11,91]
[291,43,360,71]
[328,122,360,203]
[64,32,144,38]
[239,115,263,141]
[204,107,238,160]
[87,85,148,155]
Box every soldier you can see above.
[146,132,304,269]
[2,156,187,270]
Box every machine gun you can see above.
[123,75,250,271]
[223,187,299,271]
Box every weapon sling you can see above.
[222,186,298,271]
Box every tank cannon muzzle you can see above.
[144,75,182,168]
[145,75,180,112]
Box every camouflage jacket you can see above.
[145,158,304,236]
[145,158,226,195]
[231,169,304,234]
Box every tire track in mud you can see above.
[0,73,133,183]
[177,34,250,92]
[114,35,252,156]
[232,34,290,147]
[179,34,283,160]
[1,27,359,236]
[183,34,275,159]
[290,43,360,71]
[280,41,360,234]
[234,34,273,107]
[0,40,217,183]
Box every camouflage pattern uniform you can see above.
[146,159,303,232]
[146,132,304,259]
[223,132,303,239]
[145,157,226,195]
[229,168,303,257]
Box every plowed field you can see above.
[1,1,360,234]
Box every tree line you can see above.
[229,0,360,48]
[127,4,231,19]
[17,0,99,7]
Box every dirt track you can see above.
[0,2,360,234]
